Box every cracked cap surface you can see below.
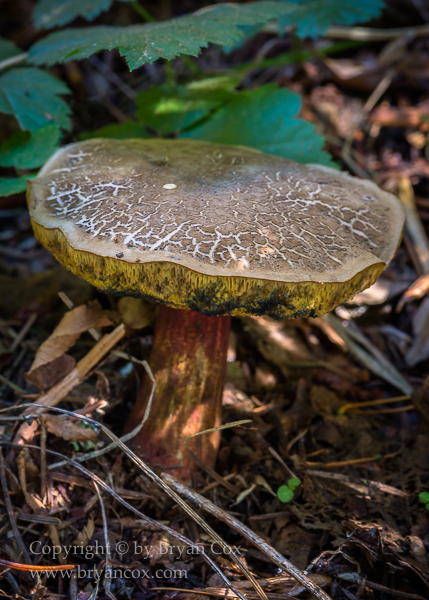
[27,138,404,318]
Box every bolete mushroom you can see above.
[27,138,404,482]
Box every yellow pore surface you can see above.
[32,220,384,319]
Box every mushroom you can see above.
[27,138,404,482]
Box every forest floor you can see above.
[1,1,429,599]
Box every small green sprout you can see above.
[277,478,301,503]
[419,492,429,510]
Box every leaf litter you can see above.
[2,2,429,600]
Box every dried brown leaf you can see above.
[73,517,95,547]
[43,415,97,443]
[406,297,429,366]
[25,354,76,391]
[25,301,113,389]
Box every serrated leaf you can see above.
[279,0,385,38]
[80,121,150,140]
[0,36,22,62]
[136,77,237,135]
[181,84,334,166]
[0,67,71,132]
[0,175,34,197]
[33,0,134,30]
[29,2,296,70]
[0,125,60,169]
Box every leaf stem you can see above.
[0,52,28,71]
[130,1,155,22]
[180,54,201,75]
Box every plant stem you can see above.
[130,1,155,22]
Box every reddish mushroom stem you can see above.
[124,304,231,483]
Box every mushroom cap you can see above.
[27,138,404,319]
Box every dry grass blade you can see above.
[338,395,411,414]
[0,437,247,600]
[93,482,115,600]
[398,175,429,275]
[161,473,333,600]
[322,314,413,394]
[0,447,32,566]
[307,470,408,497]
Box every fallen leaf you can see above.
[73,517,95,547]
[44,415,97,443]
[405,297,429,366]
[25,301,112,389]
[310,385,344,416]
[25,354,76,390]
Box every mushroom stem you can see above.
[124,304,231,483]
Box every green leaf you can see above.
[279,0,385,38]
[33,0,134,30]
[136,77,238,135]
[0,67,71,132]
[277,485,294,503]
[181,84,334,166]
[287,478,301,490]
[29,2,296,70]
[80,121,150,140]
[0,36,22,62]
[419,492,429,504]
[0,125,60,169]
[0,175,34,197]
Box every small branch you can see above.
[262,22,429,41]
[0,52,28,71]
[162,473,333,600]
[14,323,125,445]
[0,448,32,565]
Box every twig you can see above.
[94,482,115,600]
[10,313,38,353]
[262,22,429,41]
[162,473,333,600]
[150,590,229,598]
[58,292,101,340]
[255,431,298,480]
[0,374,26,395]
[7,405,263,600]
[0,438,248,600]
[338,394,411,414]
[0,448,32,565]
[306,456,388,468]
[397,272,429,311]
[40,419,47,501]
[0,52,28,71]
[14,323,125,445]
[341,68,394,168]
[88,55,137,101]
[307,470,408,497]
[398,175,429,274]
[0,558,75,572]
